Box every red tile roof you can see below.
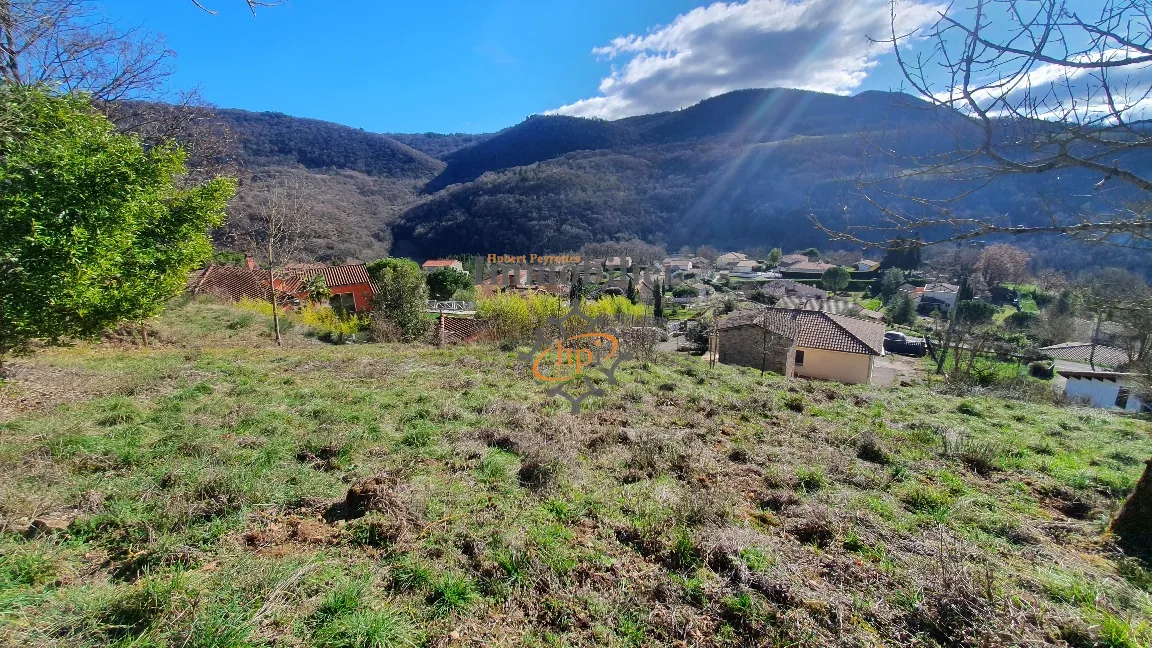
[285,264,373,289]
[188,265,287,303]
[718,307,885,356]
[422,259,461,268]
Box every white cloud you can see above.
[550,0,941,120]
[947,48,1152,124]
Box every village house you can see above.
[282,264,376,312]
[856,260,880,272]
[421,259,464,273]
[920,283,960,312]
[717,308,886,384]
[187,258,376,313]
[1056,369,1149,412]
[731,259,759,274]
[897,283,924,303]
[777,254,810,268]
[715,252,748,269]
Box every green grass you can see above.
[0,297,1150,647]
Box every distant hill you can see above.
[196,89,1151,277]
[210,109,444,263]
[218,110,444,179]
[387,132,497,159]
[392,88,1076,259]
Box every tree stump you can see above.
[1111,459,1152,557]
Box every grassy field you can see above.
[1,299,1151,647]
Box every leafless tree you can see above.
[0,0,175,101]
[248,181,306,346]
[104,89,237,183]
[192,0,281,16]
[815,0,1152,247]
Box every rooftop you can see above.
[1041,343,1130,367]
[718,307,885,356]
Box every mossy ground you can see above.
[1,299,1150,647]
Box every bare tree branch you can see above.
[820,0,1152,248]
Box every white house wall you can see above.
[1064,377,1147,410]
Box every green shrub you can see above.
[1029,360,1055,379]
[956,401,983,417]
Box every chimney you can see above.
[245,255,256,270]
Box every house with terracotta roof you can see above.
[778,254,810,268]
[282,264,376,312]
[717,308,886,384]
[187,262,286,305]
[188,258,376,313]
[716,252,748,269]
[421,259,464,273]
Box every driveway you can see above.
[872,353,923,386]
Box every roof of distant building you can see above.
[422,259,461,269]
[775,296,883,320]
[762,279,828,299]
[783,261,836,273]
[924,282,960,293]
[1041,342,1130,367]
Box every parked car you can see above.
[883,330,927,356]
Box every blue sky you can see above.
[103,0,1100,134]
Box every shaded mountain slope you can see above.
[218,109,444,179]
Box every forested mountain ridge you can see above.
[217,109,444,178]
[198,89,1149,276]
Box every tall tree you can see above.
[976,244,1031,288]
[766,248,782,267]
[878,238,922,271]
[0,86,234,368]
[653,281,664,319]
[426,267,472,301]
[821,266,851,293]
[879,268,906,304]
[0,0,173,102]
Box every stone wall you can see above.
[718,324,795,376]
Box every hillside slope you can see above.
[210,110,446,262]
[394,87,1139,263]
[1,298,1150,646]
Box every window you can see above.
[331,292,357,314]
[795,350,805,366]
[1116,387,1131,409]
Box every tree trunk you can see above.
[1111,459,1152,557]
[267,241,282,347]
[1090,313,1104,370]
